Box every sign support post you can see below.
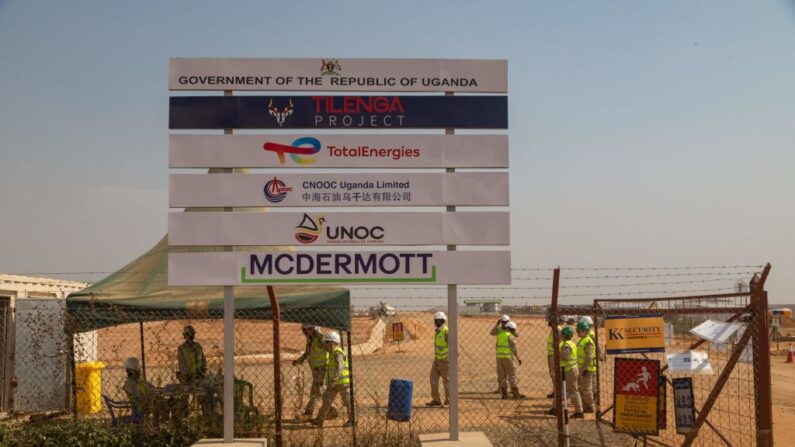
[445,91,459,441]
[222,90,234,444]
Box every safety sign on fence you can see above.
[672,377,695,435]
[392,323,405,342]
[605,315,666,355]
[613,358,660,435]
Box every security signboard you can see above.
[167,251,511,286]
[169,172,508,208]
[169,58,508,93]
[170,134,509,169]
[605,315,666,355]
[169,212,510,247]
[672,377,695,435]
[614,358,660,435]
[169,96,508,129]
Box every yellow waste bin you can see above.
[75,361,105,414]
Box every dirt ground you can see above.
[84,313,795,446]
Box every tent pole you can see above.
[139,322,146,381]
[267,286,283,447]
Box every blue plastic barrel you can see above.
[387,378,413,422]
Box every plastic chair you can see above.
[234,379,259,426]
[102,394,143,426]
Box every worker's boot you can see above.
[500,387,509,399]
[511,387,526,399]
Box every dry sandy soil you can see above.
[86,313,795,446]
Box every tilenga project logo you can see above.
[295,214,325,243]
[263,137,321,165]
[267,98,294,126]
[321,59,341,76]
[263,177,292,203]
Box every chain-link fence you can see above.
[4,264,773,446]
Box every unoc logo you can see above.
[295,214,325,244]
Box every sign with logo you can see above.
[169,58,508,93]
[665,351,713,374]
[169,172,509,208]
[169,211,510,246]
[613,358,660,435]
[168,251,511,286]
[392,323,405,342]
[672,377,695,435]
[169,96,508,129]
[169,134,509,169]
[605,315,666,355]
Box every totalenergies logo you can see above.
[263,137,321,165]
[263,177,293,203]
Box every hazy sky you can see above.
[0,1,793,304]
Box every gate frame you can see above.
[550,263,772,447]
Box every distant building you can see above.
[0,274,89,414]
[463,299,502,315]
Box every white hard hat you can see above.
[500,315,511,323]
[505,321,517,330]
[323,331,341,344]
[434,311,447,321]
[579,316,594,326]
[124,357,140,371]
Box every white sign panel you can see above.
[169,212,509,246]
[169,173,509,208]
[737,326,753,363]
[169,134,509,169]
[168,251,511,286]
[666,351,713,374]
[689,320,743,344]
[169,58,508,93]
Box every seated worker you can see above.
[122,357,164,421]
[176,325,215,415]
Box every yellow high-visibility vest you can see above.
[496,331,513,359]
[435,326,449,360]
[326,347,350,386]
[577,336,597,373]
[308,335,329,368]
[547,325,562,356]
[560,340,578,372]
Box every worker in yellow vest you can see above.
[312,331,352,428]
[293,324,329,419]
[426,311,450,407]
[490,314,511,393]
[548,326,584,418]
[576,321,596,413]
[546,309,562,398]
[496,321,525,399]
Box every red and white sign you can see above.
[169,58,508,93]
[614,358,660,435]
[169,211,510,246]
[169,134,508,169]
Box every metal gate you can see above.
[0,297,10,412]
[550,264,773,447]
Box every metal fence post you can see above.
[222,88,235,443]
[267,285,283,447]
[751,264,773,447]
[551,268,565,447]
[445,90,460,441]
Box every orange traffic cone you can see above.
[787,344,794,364]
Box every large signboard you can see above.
[169,96,508,129]
[614,358,660,435]
[170,134,509,169]
[169,173,509,208]
[672,378,695,435]
[168,251,511,286]
[605,315,666,355]
[169,212,509,246]
[169,58,508,93]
